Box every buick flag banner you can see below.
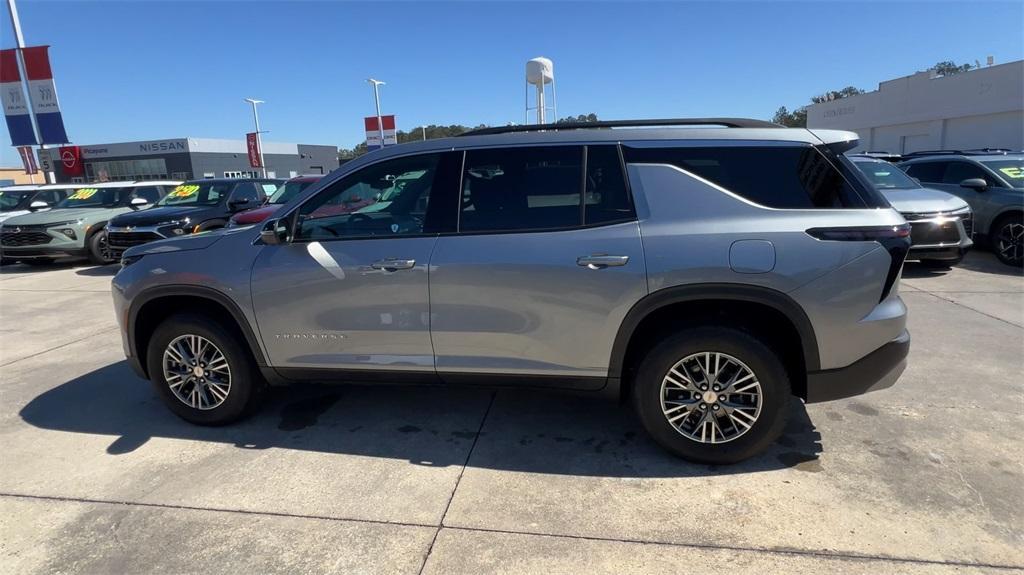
[364,115,397,149]
[246,132,262,167]
[22,46,69,144]
[0,49,37,146]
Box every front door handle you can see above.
[577,255,629,269]
[371,258,416,271]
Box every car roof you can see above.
[287,175,323,182]
[900,153,1023,163]
[33,180,183,190]
[0,184,42,192]
[340,123,857,175]
[183,178,281,184]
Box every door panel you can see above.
[429,222,647,382]
[251,237,437,371]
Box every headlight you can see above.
[120,254,143,267]
[950,205,972,216]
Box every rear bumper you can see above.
[906,245,968,261]
[805,329,909,403]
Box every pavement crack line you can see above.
[2,491,1020,572]
[0,326,121,368]
[417,390,497,575]
[904,290,1023,329]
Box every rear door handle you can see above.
[371,258,416,271]
[576,255,629,269]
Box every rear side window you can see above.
[623,145,869,209]
[460,146,583,232]
[902,161,947,183]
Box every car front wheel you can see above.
[146,313,263,425]
[992,214,1023,267]
[633,326,790,464]
[87,230,115,265]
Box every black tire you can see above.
[20,258,56,266]
[991,213,1024,267]
[146,313,264,425]
[632,326,791,464]
[86,230,115,265]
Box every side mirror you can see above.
[960,178,988,191]
[28,200,50,211]
[229,198,252,212]
[130,197,150,210]
[259,218,289,245]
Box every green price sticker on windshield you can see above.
[999,167,1023,180]
[69,188,98,200]
[170,184,200,198]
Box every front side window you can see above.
[942,162,992,185]
[158,182,231,206]
[0,190,34,211]
[460,146,583,232]
[295,153,439,240]
[852,160,920,190]
[623,145,867,209]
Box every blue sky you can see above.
[1,0,1022,164]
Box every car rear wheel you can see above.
[632,326,790,464]
[87,230,115,265]
[146,313,263,425]
[992,214,1023,267]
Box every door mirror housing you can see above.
[960,178,988,191]
[228,198,252,212]
[28,200,50,211]
[129,197,151,210]
[259,218,289,245]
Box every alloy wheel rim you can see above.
[660,351,762,444]
[996,222,1023,265]
[163,334,231,410]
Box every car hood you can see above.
[881,187,969,214]
[0,209,31,222]
[122,226,237,258]
[0,207,122,226]
[110,205,221,227]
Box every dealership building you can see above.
[807,60,1023,154]
[39,137,339,183]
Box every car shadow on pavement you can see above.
[75,264,119,277]
[20,361,823,478]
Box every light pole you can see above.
[244,98,267,177]
[366,78,385,149]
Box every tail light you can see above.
[807,224,911,302]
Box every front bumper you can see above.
[0,245,87,259]
[1,224,88,259]
[805,330,910,403]
[903,210,973,260]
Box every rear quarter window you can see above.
[623,145,875,209]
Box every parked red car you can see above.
[228,175,323,226]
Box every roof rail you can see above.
[901,150,963,158]
[962,148,1013,155]
[459,118,783,137]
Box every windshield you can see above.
[0,190,34,211]
[852,161,920,190]
[268,180,317,205]
[981,160,1024,188]
[55,187,132,209]
[158,182,231,206]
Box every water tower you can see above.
[525,57,556,124]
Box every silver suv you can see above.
[112,119,912,464]
[898,151,1023,267]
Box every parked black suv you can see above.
[106,179,281,258]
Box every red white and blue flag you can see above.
[21,46,68,144]
[0,49,37,146]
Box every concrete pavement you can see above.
[1,252,1021,574]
